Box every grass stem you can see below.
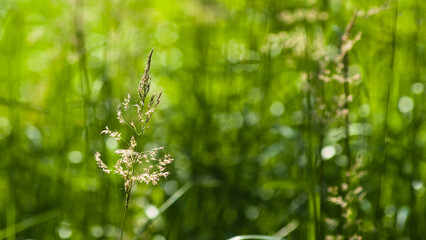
[120,191,131,240]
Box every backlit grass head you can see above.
[95,49,173,194]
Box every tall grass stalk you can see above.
[407,1,422,238]
[94,50,173,239]
[120,192,131,240]
[377,1,398,237]
[301,20,318,239]
[73,2,93,235]
[341,14,358,171]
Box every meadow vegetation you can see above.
[0,0,425,239]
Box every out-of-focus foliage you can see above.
[0,0,425,239]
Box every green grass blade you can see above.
[227,235,284,240]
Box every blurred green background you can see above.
[0,0,425,239]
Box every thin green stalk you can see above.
[74,0,92,235]
[133,182,193,239]
[303,23,319,240]
[342,30,353,240]
[306,74,319,240]
[343,54,351,170]
[120,191,131,240]
[377,0,398,238]
[6,186,15,240]
[317,132,325,240]
[408,1,422,238]
[317,50,327,240]
[341,12,357,171]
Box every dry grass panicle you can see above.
[95,49,173,194]
[326,156,369,239]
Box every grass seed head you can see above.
[95,49,173,195]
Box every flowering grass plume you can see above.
[325,156,369,240]
[95,48,173,195]
[94,49,173,239]
[309,14,362,130]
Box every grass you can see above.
[94,49,174,239]
[0,0,425,239]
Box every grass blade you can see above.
[133,181,194,239]
[227,235,284,240]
